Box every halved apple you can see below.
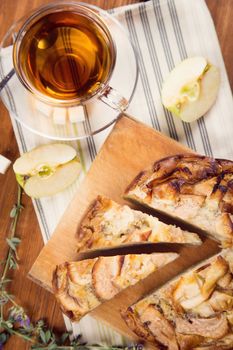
[161,57,220,122]
[13,143,81,198]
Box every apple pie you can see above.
[53,252,177,321]
[77,196,201,252]
[125,154,233,247]
[122,250,233,350]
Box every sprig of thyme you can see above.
[0,185,141,350]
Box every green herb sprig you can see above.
[0,185,141,350]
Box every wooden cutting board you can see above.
[29,114,219,345]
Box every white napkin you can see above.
[1,0,233,345]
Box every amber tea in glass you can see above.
[13,3,116,105]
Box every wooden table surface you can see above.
[0,0,232,349]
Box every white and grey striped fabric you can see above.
[3,0,233,345]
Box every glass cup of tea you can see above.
[13,1,128,111]
[0,2,138,140]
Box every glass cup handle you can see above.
[99,86,129,112]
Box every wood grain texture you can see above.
[29,114,220,343]
[0,1,232,349]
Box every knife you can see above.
[77,241,201,260]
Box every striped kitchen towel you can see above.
[1,0,233,345]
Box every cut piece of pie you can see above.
[77,196,201,253]
[122,250,233,350]
[52,252,178,321]
[125,154,233,248]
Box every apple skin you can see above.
[161,57,220,123]
[15,173,25,188]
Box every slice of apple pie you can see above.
[53,252,177,321]
[125,154,233,247]
[122,250,233,350]
[77,196,201,253]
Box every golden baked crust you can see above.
[52,252,178,322]
[122,250,233,350]
[125,154,233,247]
[77,195,201,252]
